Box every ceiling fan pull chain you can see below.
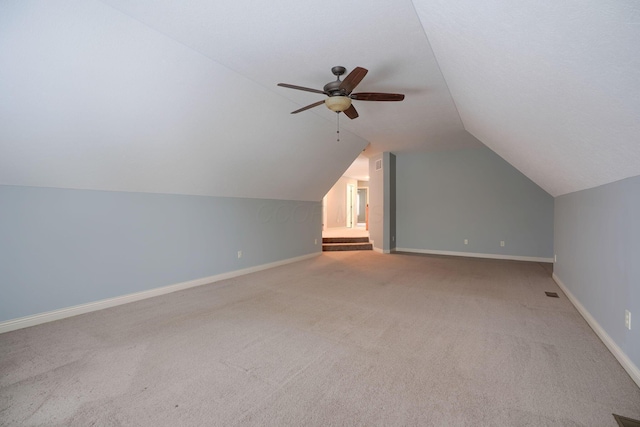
[337,112,340,142]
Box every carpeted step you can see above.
[322,242,373,251]
[322,237,370,244]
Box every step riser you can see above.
[323,244,373,251]
[322,237,370,244]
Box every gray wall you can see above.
[368,153,396,252]
[383,153,397,252]
[554,175,640,369]
[395,147,554,259]
[0,185,321,322]
[368,154,384,250]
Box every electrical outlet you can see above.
[237,250,242,259]
[554,254,557,263]
[315,239,317,245]
[500,241,505,247]
[464,239,468,245]
[625,310,631,330]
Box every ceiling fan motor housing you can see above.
[323,80,346,96]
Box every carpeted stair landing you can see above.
[322,236,372,251]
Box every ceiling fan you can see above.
[277,66,405,119]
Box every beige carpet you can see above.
[1,252,639,426]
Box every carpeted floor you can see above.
[1,251,639,426]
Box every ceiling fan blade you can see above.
[351,92,405,101]
[343,104,359,119]
[277,83,326,95]
[291,100,326,114]
[339,67,368,94]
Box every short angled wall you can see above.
[0,253,319,334]
[553,273,640,388]
[0,185,322,325]
[554,175,640,388]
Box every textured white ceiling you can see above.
[98,0,477,154]
[1,0,638,200]
[413,0,640,196]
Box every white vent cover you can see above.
[375,159,382,171]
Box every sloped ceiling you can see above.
[413,0,640,196]
[1,0,638,201]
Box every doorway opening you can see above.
[321,155,370,241]
[346,183,356,228]
[357,187,368,228]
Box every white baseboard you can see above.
[553,273,640,388]
[372,248,391,254]
[0,252,321,334]
[394,247,553,263]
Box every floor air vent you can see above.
[545,292,559,298]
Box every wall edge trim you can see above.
[552,273,640,388]
[0,252,321,334]
[394,248,553,263]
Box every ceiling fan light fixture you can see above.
[325,96,352,112]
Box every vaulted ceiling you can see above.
[1,0,638,201]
